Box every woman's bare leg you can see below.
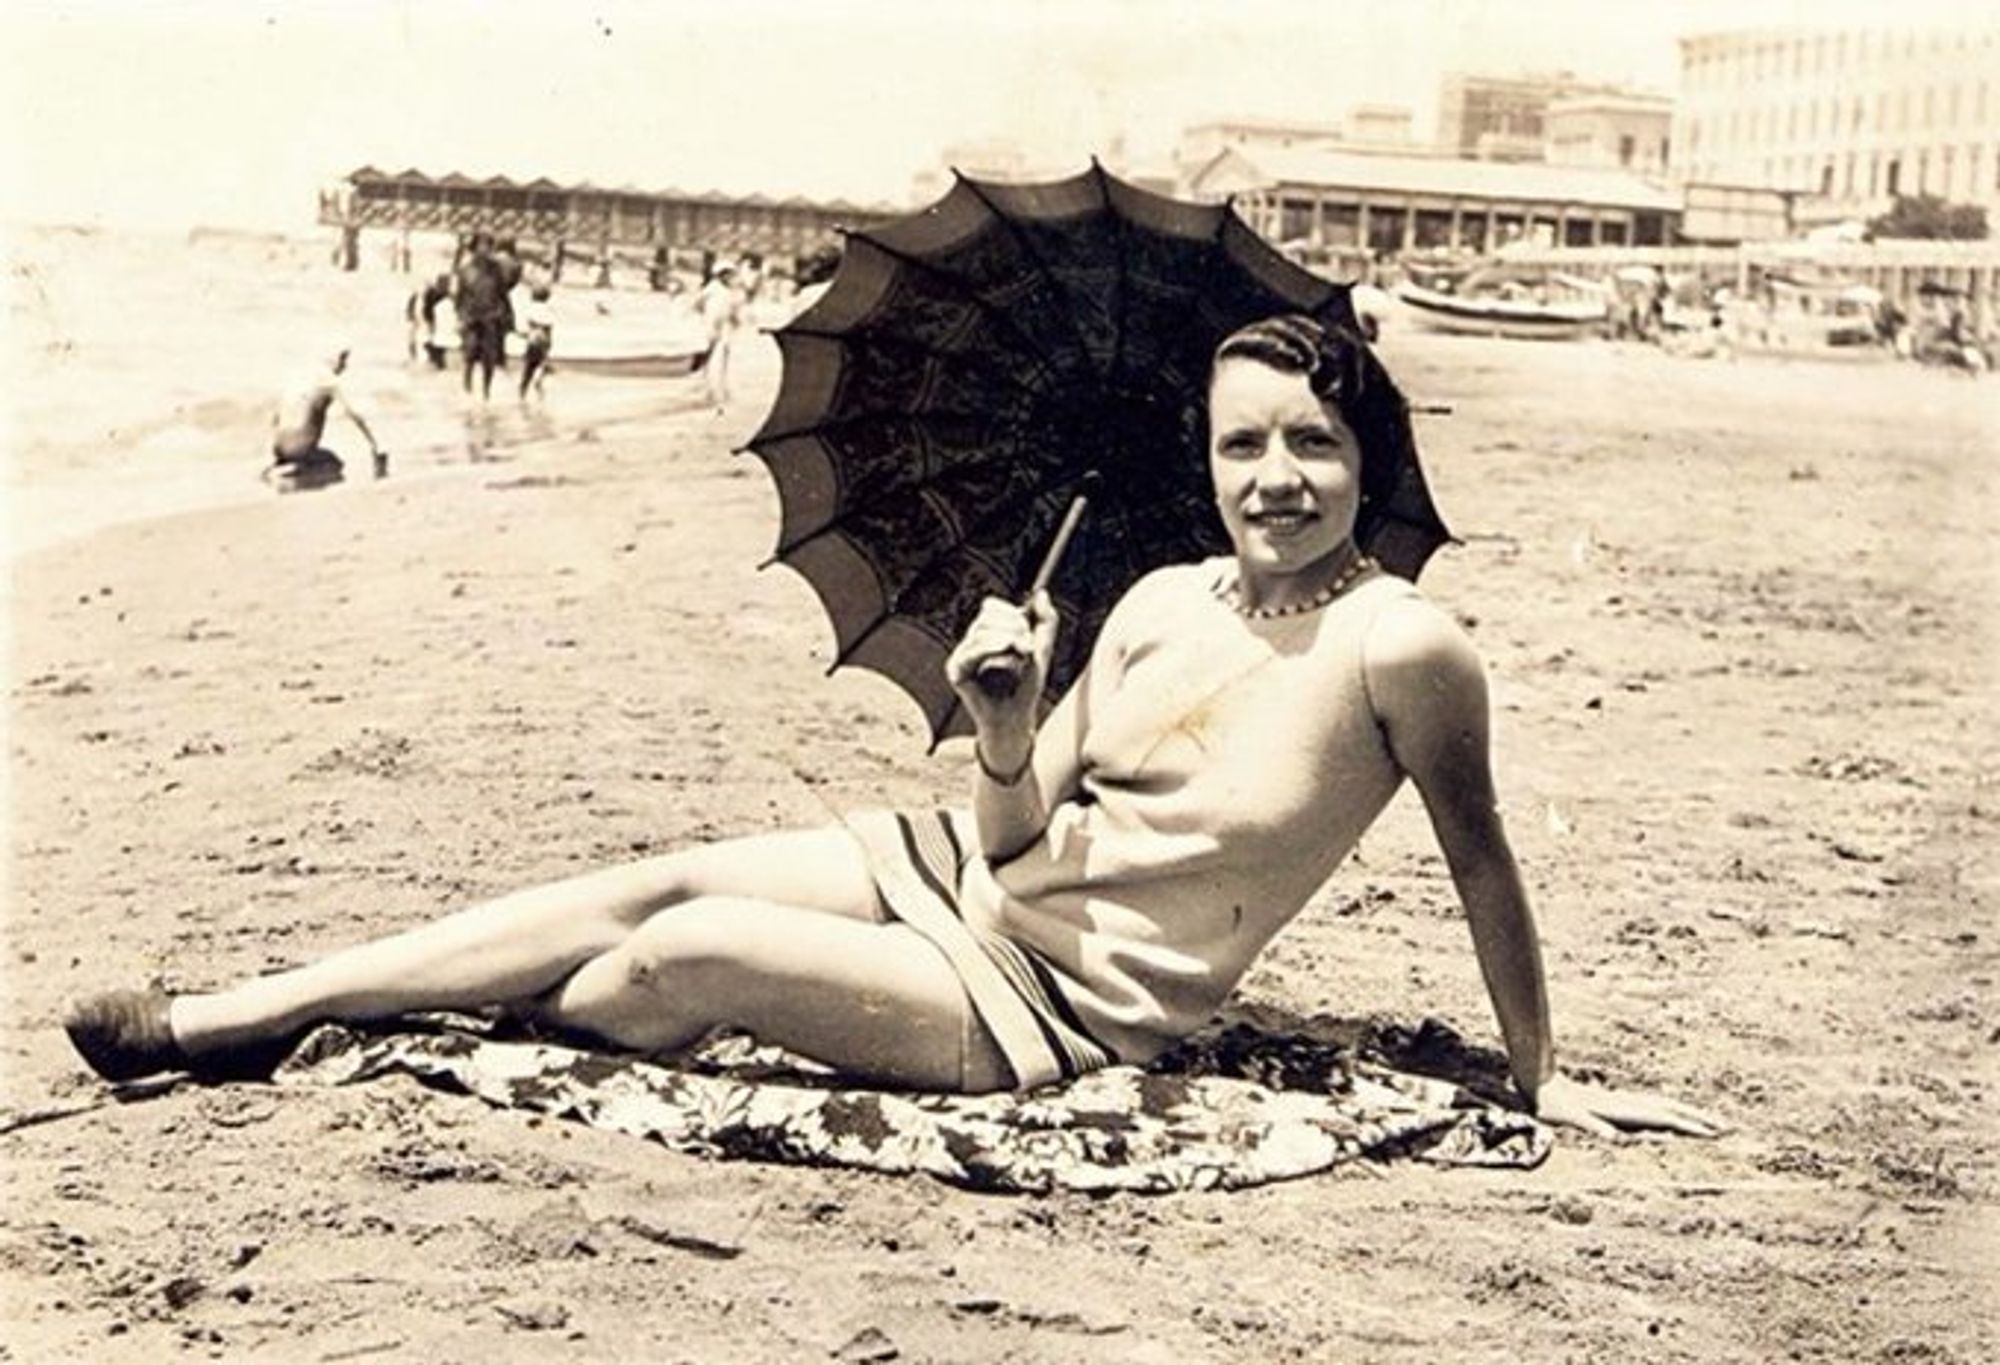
[168,827,879,1056]
[537,897,1014,1093]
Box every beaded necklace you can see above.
[1223,553,1376,619]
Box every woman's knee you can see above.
[613,897,766,989]
[540,899,761,1048]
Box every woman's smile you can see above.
[1207,357,1364,610]
[1244,507,1319,535]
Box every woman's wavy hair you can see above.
[1209,313,1415,542]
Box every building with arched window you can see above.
[1672,25,2000,225]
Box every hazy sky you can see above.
[4,0,1993,230]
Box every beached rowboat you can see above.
[550,346,710,379]
[436,338,711,379]
[1395,282,1609,341]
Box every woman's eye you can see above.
[1219,434,1262,457]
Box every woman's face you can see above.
[1207,357,1364,583]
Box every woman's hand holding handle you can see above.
[947,591,1058,770]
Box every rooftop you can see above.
[1202,145,1680,212]
[343,166,903,216]
[1183,115,1345,137]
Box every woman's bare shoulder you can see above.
[1362,588,1485,690]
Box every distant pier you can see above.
[317,166,901,276]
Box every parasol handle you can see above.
[974,493,1090,700]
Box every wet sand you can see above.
[4,325,1996,1362]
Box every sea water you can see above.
[3,223,713,559]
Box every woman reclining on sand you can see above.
[65,315,1721,1139]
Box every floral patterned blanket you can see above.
[277,1016,1550,1194]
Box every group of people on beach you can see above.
[78,306,1723,1146]
[409,238,754,411]
[268,234,562,492]
[406,232,556,402]
[1608,266,1995,370]
[268,238,760,493]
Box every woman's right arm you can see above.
[945,592,1088,864]
[971,664,1092,864]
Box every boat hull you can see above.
[1396,285,1606,341]
[555,348,710,379]
[438,340,711,379]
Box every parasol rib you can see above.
[1097,213,1333,412]
[954,175,1107,384]
[932,691,967,748]
[1093,167,1170,553]
[769,324,1056,413]
[840,223,1076,388]
[1095,161,1132,400]
[748,404,1000,455]
[807,464,1103,669]
[1097,205,1235,404]
[751,425,1058,564]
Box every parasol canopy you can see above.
[745,164,1452,744]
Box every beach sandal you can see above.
[62,987,295,1084]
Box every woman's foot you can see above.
[63,988,297,1083]
[63,987,183,1081]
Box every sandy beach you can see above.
[4,272,1997,1362]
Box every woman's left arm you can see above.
[1366,601,1726,1138]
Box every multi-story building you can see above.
[1437,72,1638,162]
[1672,25,2000,222]
[1545,94,1675,174]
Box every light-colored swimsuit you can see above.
[850,558,1427,1088]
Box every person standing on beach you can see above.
[406,272,454,369]
[697,261,745,412]
[268,343,384,487]
[516,284,555,402]
[455,234,510,401]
